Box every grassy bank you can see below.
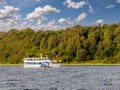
[61,63,120,66]
[0,63,120,66]
[0,64,23,66]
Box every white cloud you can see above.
[0,20,18,32]
[58,18,72,24]
[0,6,20,20]
[0,5,31,32]
[0,6,21,31]
[26,5,60,20]
[34,0,40,2]
[26,5,60,24]
[0,20,31,32]
[63,0,87,9]
[26,5,60,31]
[0,0,6,4]
[20,22,29,28]
[117,0,120,3]
[32,20,62,30]
[45,20,61,30]
[77,12,87,21]
[89,5,94,13]
[106,5,115,9]
[6,19,17,26]
[0,5,61,32]
[96,19,104,24]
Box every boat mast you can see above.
[27,53,29,58]
[40,54,42,59]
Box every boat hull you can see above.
[24,64,60,68]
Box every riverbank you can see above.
[61,63,120,66]
[0,63,120,66]
[0,64,23,66]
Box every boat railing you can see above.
[24,57,50,61]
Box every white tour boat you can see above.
[24,54,60,68]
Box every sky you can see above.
[0,0,120,32]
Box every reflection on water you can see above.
[0,66,120,90]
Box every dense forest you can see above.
[0,23,120,64]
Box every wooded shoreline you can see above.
[1,23,120,64]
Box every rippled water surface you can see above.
[0,66,120,90]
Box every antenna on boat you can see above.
[40,54,42,59]
[27,53,29,58]
[46,55,48,59]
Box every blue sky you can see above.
[0,0,120,31]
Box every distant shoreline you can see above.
[61,63,120,66]
[0,64,120,66]
[0,64,23,66]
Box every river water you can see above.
[0,66,120,90]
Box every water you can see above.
[0,66,120,90]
